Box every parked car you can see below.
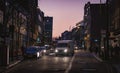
[24,46,43,58]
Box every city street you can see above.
[3,50,116,73]
[4,54,72,73]
[68,50,115,73]
[0,0,119,73]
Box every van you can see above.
[55,40,74,56]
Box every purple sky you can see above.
[38,0,106,37]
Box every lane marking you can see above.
[65,55,75,73]
[81,68,96,71]
[93,53,103,62]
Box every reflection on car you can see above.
[24,46,42,58]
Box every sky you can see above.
[38,0,106,37]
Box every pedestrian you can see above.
[109,45,114,58]
[89,46,92,53]
[112,40,119,58]
[95,46,99,54]
[21,46,26,57]
[89,46,94,53]
[84,46,87,51]
[114,45,119,58]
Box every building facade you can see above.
[0,0,40,66]
[44,17,53,45]
[61,30,72,40]
[84,2,107,50]
[75,21,85,48]
[107,0,120,47]
[36,8,45,46]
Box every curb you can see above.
[112,64,120,73]
[93,54,120,73]
[0,67,6,73]
[6,60,21,69]
[0,59,23,73]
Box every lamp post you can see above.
[100,0,109,59]
[2,0,9,66]
[105,0,110,60]
[101,0,109,59]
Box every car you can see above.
[42,46,55,56]
[55,40,74,56]
[74,45,79,50]
[24,46,43,59]
[48,48,55,56]
[39,46,47,55]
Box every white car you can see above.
[55,40,74,56]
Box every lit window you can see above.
[47,20,49,22]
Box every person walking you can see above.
[21,46,26,57]
[113,40,120,58]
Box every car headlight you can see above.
[55,49,58,53]
[37,52,40,57]
[43,50,46,53]
[75,46,78,49]
[64,49,68,53]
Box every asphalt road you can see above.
[68,50,115,73]
[4,50,116,73]
[4,55,71,73]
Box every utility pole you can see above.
[100,0,109,60]
[2,0,8,66]
[101,0,109,60]
[105,0,109,60]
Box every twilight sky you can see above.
[38,0,106,37]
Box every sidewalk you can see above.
[0,59,23,73]
[0,66,6,73]
[107,58,120,73]
[93,53,120,73]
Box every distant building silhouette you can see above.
[44,16,53,45]
[61,30,72,40]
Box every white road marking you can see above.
[81,68,96,71]
[93,53,103,62]
[65,55,75,73]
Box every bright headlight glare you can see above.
[64,49,68,53]
[101,46,104,49]
[55,49,58,52]
[43,50,46,53]
[75,47,78,49]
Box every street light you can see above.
[105,0,110,59]
[100,0,109,59]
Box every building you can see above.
[44,16,53,45]
[107,0,120,47]
[61,30,72,40]
[75,21,85,48]
[0,0,39,66]
[36,8,45,46]
[84,2,107,50]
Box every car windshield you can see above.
[56,43,68,47]
[27,46,38,50]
